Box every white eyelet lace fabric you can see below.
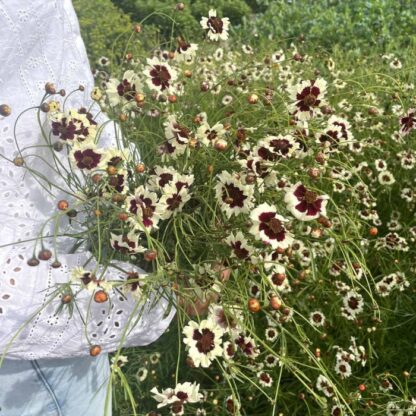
[0,0,175,359]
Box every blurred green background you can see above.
[73,0,416,65]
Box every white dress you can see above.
[0,0,175,359]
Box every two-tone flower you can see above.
[70,142,106,171]
[183,319,224,368]
[284,182,329,221]
[125,186,161,230]
[200,9,230,41]
[288,78,328,120]
[145,57,178,93]
[215,171,254,217]
[249,203,293,249]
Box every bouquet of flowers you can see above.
[4,6,416,416]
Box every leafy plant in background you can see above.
[244,0,416,52]
[73,0,132,65]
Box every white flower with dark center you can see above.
[50,109,97,143]
[271,49,285,63]
[173,382,204,405]
[215,171,254,218]
[183,319,224,368]
[106,70,141,107]
[254,134,300,162]
[200,9,230,41]
[151,386,175,408]
[284,182,329,221]
[148,165,178,190]
[316,375,334,397]
[160,115,191,159]
[224,231,254,260]
[288,78,328,120]
[309,311,326,328]
[159,185,191,219]
[249,203,294,249]
[125,186,161,231]
[196,120,227,147]
[223,341,236,360]
[221,94,233,105]
[69,142,107,172]
[378,170,395,185]
[264,354,280,368]
[175,38,198,62]
[341,291,364,320]
[257,371,273,387]
[110,231,145,255]
[145,57,178,93]
[399,108,416,136]
[335,360,352,379]
[234,333,259,358]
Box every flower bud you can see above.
[0,104,11,117]
[45,82,56,94]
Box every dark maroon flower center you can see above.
[304,190,318,204]
[150,65,171,91]
[117,79,136,100]
[74,149,101,169]
[175,391,188,401]
[348,297,359,309]
[167,193,182,210]
[232,241,249,259]
[296,83,321,113]
[193,328,215,353]
[158,173,174,187]
[258,212,287,242]
[207,16,224,34]
[222,183,246,208]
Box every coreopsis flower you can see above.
[224,231,254,260]
[162,115,191,158]
[264,354,280,368]
[284,182,329,221]
[254,134,300,161]
[288,78,328,120]
[110,231,145,255]
[234,333,259,358]
[196,120,227,147]
[335,360,352,379]
[316,375,334,398]
[399,108,415,136]
[159,182,192,220]
[182,319,224,368]
[50,109,96,143]
[110,355,128,368]
[249,203,294,249]
[70,142,106,171]
[97,56,110,67]
[271,49,285,63]
[125,186,161,230]
[257,371,273,387]
[145,57,178,92]
[215,171,254,217]
[70,267,112,293]
[341,291,364,320]
[106,70,141,106]
[200,9,230,41]
[309,311,326,328]
[148,165,177,190]
[378,170,395,185]
[175,38,198,62]
[223,341,236,359]
[151,386,175,408]
[316,115,353,150]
